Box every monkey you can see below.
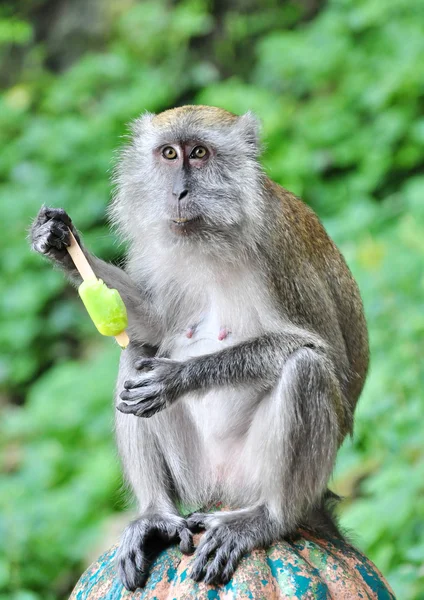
[30,105,369,591]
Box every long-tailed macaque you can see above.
[31,105,369,590]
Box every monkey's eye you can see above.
[162,146,178,160]
[190,146,208,159]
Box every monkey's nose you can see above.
[176,189,188,201]
[172,170,189,200]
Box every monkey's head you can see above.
[111,106,267,255]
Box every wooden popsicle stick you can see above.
[67,231,96,281]
[66,230,130,348]
[114,330,130,348]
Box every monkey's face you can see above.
[112,106,265,250]
[155,139,218,237]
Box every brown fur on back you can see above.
[266,178,369,414]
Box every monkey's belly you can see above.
[171,326,255,459]
[181,386,263,503]
[170,354,260,497]
[167,313,269,501]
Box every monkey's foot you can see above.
[187,506,274,585]
[116,513,194,591]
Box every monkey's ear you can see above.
[236,111,262,155]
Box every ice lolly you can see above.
[66,231,129,348]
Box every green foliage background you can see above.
[0,0,423,598]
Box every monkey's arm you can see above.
[176,330,328,390]
[30,206,161,344]
[118,328,349,430]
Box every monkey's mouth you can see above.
[170,216,202,235]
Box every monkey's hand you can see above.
[117,512,194,591]
[30,206,80,269]
[117,357,184,418]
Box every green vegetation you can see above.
[0,0,423,598]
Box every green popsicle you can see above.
[66,230,130,349]
[78,278,128,337]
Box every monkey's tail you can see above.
[301,488,347,541]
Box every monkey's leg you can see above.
[115,410,194,591]
[116,348,199,591]
[187,346,341,585]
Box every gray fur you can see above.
[29,105,368,591]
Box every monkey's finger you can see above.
[135,402,166,418]
[47,208,81,243]
[117,400,165,418]
[179,527,194,554]
[117,400,151,414]
[31,230,52,254]
[44,207,73,227]
[50,220,71,243]
[32,222,61,251]
[34,205,50,225]
[117,401,140,414]
[123,376,153,390]
[120,386,159,401]
[44,223,71,250]
[120,390,144,401]
[134,358,155,370]
[34,205,66,227]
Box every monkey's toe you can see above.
[204,539,245,584]
[179,526,195,554]
[189,535,219,581]
[117,550,149,591]
[189,519,254,584]
[186,512,208,532]
[116,522,150,591]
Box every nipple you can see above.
[218,327,230,341]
